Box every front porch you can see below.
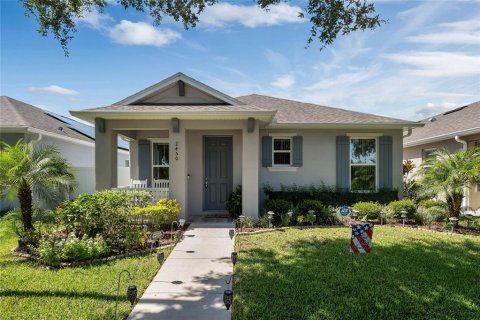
[96,118,266,219]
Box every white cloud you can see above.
[384,51,480,77]
[77,10,113,29]
[28,85,79,96]
[414,102,458,118]
[272,74,296,89]
[407,18,480,45]
[200,3,304,28]
[109,20,181,47]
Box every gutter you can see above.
[404,127,480,147]
[403,128,412,138]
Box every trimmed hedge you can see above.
[387,199,416,219]
[264,184,398,207]
[352,201,382,220]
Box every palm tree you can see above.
[416,147,480,219]
[0,140,76,231]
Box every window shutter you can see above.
[379,136,393,190]
[292,136,303,167]
[262,136,272,167]
[138,140,151,186]
[336,136,350,191]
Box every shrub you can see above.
[297,215,307,225]
[134,199,181,228]
[256,215,269,228]
[265,199,293,223]
[280,213,292,227]
[226,185,242,219]
[264,183,398,207]
[35,234,61,266]
[242,216,255,229]
[352,202,382,220]
[415,206,448,225]
[58,190,151,250]
[387,199,416,219]
[296,200,328,223]
[418,200,447,209]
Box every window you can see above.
[350,138,376,191]
[152,142,169,180]
[273,138,291,166]
[422,148,437,160]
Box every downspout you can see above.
[455,136,469,208]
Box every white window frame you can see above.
[349,136,378,192]
[422,148,437,161]
[272,137,292,167]
[151,139,170,181]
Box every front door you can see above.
[204,136,233,211]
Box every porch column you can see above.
[169,123,188,218]
[242,119,259,217]
[95,119,118,190]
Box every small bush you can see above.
[352,202,382,220]
[265,199,293,223]
[242,216,255,229]
[297,215,307,225]
[35,234,61,266]
[387,200,416,219]
[226,185,242,219]
[418,200,447,209]
[134,199,181,228]
[296,200,328,223]
[256,215,270,228]
[415,207,448,225]
[280,213,292,227]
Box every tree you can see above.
[21,0,385,55]
[0,140,76,231]
[416,148,480,220]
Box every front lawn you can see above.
[0,218,170,320]
[233,227,480,320]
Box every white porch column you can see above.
[169,122,188,218]
[242,119,259,217]
[95,119,117,190]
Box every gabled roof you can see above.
[116,72,245,106]
[237,94,420,128]
[71,73,420,129]
[0,96,128,149]
[404,101,480,147]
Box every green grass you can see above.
[0,218,171,320]
[233,227,480,320]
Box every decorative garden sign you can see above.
[339,206,350,216]
[350,223,374,253]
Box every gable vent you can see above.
[178,80,185,97]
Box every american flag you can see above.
[350,223,374,253]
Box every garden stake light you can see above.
[380,212,385,225]
[238,215,246,232]
[267,211,275,228]
[351,210,359,221]
[449,217,459,233]
[231,252,238,265]
[157,251,165,265]
[401,211,407,227]
[223,275,233,310]
[114,270,137,320]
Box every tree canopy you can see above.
[21,0,385,55]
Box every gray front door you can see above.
[204,136,233,211]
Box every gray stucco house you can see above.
[71,73,422,219]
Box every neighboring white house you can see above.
[403,101,480,209]
[0,96,130,212]
[71,72,423,219]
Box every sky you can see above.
[1,0,479,121]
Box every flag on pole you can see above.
[350,223,374,253]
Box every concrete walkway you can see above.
[128,222,235,320]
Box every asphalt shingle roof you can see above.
[1,96,94,143]
[236,94,412,124]
[83,104,270,112]
[404,101,480,144]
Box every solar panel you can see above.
[46,112,129,150]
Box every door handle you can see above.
[205,177,208,190]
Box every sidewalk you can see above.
[128,222,234,320]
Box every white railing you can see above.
[115,186,169,202]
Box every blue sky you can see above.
[1,0,479,121]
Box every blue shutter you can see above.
[138,140,151,186]
[336,136,350,192]
[292,136,303,167]
[262,136,272,167]
[379,136,393,190]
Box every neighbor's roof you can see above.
[237,94,419,126]
[404,101,480,147]
[0,96,128,149]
